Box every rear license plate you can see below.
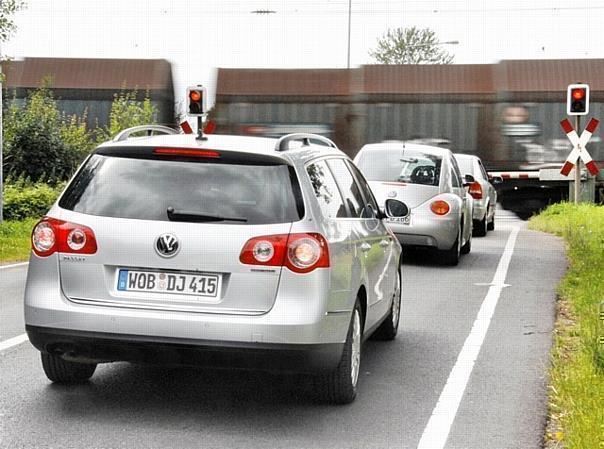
[117,269,221,298]
[387,216,411,225]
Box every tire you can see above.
[487,214,495,231]
[473,214,487,237]
[440,227,461,266]
[461,228,472,254]
[41,353,97,383]
[316,301,363,404]
[372,264,402,341]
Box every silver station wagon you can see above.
[24,129,404,404]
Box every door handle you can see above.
[379,239,390,248]
[360,242,371,252]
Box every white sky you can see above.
[4,0,604,104]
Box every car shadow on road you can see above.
[401,247,450,267]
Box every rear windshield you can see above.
[59,154,303,224]
[455,157,474,176]
[356,149,442,186]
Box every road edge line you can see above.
[0,333,29,352]
[417,226,521,449]
[0,261,29,270]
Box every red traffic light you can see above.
[189,90,202,102]
[571,88,585,100]
[186,86,206,116]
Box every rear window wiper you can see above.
[167,207,248,223]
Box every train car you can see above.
[214,60,604,216]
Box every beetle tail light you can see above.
[32,218,97,257]
[430,200,451,216]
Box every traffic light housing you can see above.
[567,84,589,116]
[187,86,206,116]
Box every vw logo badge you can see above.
[155,233,180,258]
[388,191,397,198]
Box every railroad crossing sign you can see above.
[559,117,600,176]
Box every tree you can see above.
[0,0,26,44]
[369,27,454,65]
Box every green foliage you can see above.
[2,180,65,220]
[3,86,89,184]
[0,0,26,44]
[370,26,455,64]
[529,203,604,449]
[96,91,158,142]
[0,217,37,263]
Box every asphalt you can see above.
[0,212,566,449]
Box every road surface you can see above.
[0,213,566,449]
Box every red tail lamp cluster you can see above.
[240,233,330,274]
[32,218,97,257]
[467,182,483,200]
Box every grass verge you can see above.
[0,218,36,264]
[529,203,604,448]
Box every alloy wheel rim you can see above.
[350,310,361,387]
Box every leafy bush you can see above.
[3,86,90,184]
[95,90,158,142]
[2,181,65,220]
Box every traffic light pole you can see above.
[574,115,581,204]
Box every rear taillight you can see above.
[32,218,97,257]
[468,182,483,200]
[239,233,330,274]
[430,200,450,216]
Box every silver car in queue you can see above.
[453,153,501,236]
[24,129,404,404]
[354,142,473,265]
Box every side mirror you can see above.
[490,176,503,185]
[384,199,409,218]
[463,174,476,186]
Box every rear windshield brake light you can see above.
[153,148,220,158]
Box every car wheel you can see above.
[487,214,495,231]
[372,264,402,341]
[41,353,97,383]
[461,227,472,254]
[473,214,487,237]
[316,301,363,404]
[440,227,461,266]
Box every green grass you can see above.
[0,218,37,264]
[529,203,604,448]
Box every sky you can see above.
[4,0,604,105]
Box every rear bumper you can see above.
[24,254,353,366]
[26,325,344,373]
[386,213,458,250]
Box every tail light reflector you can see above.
[240,233,330,274]
[32,218,97,257]
[468,182,483,200]
[430,200,450,216]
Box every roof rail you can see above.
[275,133,337,152]
[113,125,179,142]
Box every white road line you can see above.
[0,333,29,352]
[0,261,29,270]
[417,226,520,449]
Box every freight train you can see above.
[213,60,604,217]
